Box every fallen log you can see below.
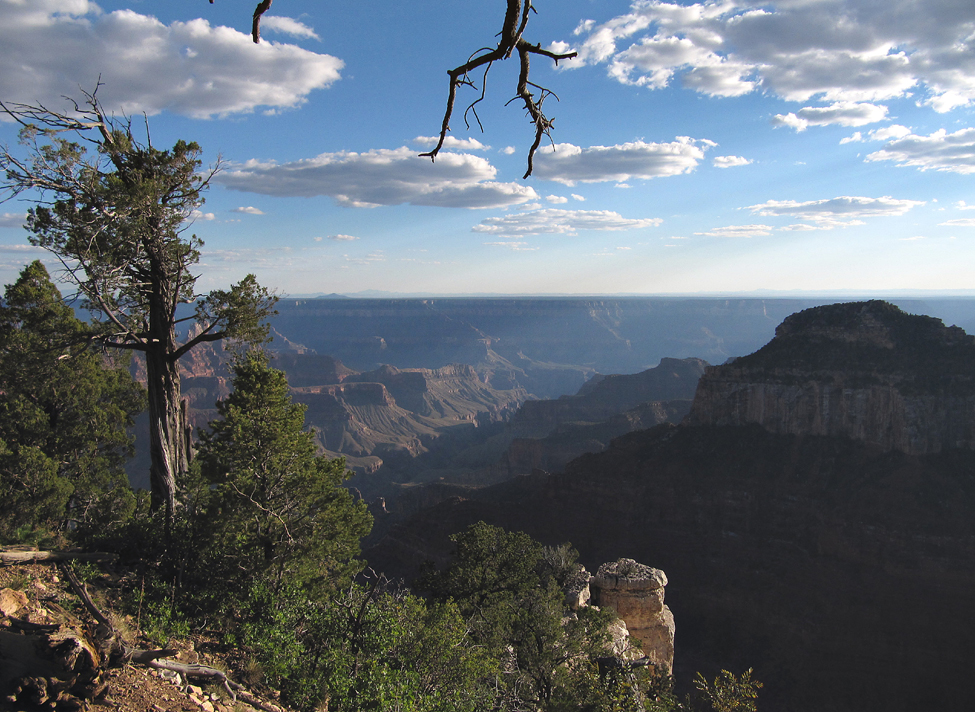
[0,549,118,566]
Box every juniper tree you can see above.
[0,90,277,524]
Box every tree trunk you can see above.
[145,345,187,523]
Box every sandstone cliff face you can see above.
[689,301,975,454]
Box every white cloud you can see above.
[501,146,517,155]
[566,0,975,111]
[955,201,975,211]
[259,16,319,40]
[713,155,752,168]
[532,138,710,185]
[483,241,540,251]
[0,243,45,253]
[840,132,863,144]
[217,147,538,209]
[328,234,360,241]
[0,1,343,118]
[472,208,662,237]
[345,251,385,265]
[868,125,912,141]
[695,224,774,237]
[189,210,216,221]
[748,195,925,222]
[865,128,975,174]
[413,136,489,151]
[571,194,586,202]
[771,102,888,131]
[233,206,265,215]
[0,213,27,228]
[940,218,975,227]
[546,195,569,204]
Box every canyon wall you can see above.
[689,301,975,454]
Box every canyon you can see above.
[363,301,975,712]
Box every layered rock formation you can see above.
[689,300,975,454]
[502,358,706,475]
[591,559,675,673]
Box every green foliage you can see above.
[240,578,494,712]
[194,348,372,597]
[421,522,634,711]
[0,261,145,542]
[693,669,763,712]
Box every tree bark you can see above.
[145,345,187,523]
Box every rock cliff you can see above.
[688,301,975,454]
[591,559,675,673]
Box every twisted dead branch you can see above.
[421,0,577,178]
[208,0,272,43]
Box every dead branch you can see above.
[420,0,577,178]
[252,0,273,43]
[0,548,118,566]
[207,0,273,43]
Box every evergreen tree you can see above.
[0,92,277,523]
[196,348,372,594]
[0,260,145,542]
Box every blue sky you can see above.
[1,0,974,296]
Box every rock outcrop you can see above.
[591,559,675,673]
[688,301,975,454]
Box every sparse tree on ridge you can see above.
[0,89,278,524]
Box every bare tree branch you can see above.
[420,0,576,178]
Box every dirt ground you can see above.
[0,561,286,712]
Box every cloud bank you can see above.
[0,0,342,118]
[532,138,711,185]
[472,208,662,237]
[566,0,975,120]
[217,148,538,209]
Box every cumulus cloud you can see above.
[748,196,925,222]
[713,155,752,168]
[0,213,27,228]
[771,102,889,131]
[0,0,343,118]
[217,147,538,209]
[532,138,711,185]
[259,16,319,40]
[940,218,975,227]
[565,0,975,111]
[546,195,569,203]
[189,210,216,221]
[865,128,975,174]
[472,208,662,237]
[571,194,586,202]
[233,206,265,215]
[328,234,360,241]
[413,136,489,151]
[695,224,774,237]
[955,201,975,211]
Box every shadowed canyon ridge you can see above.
[362,299,975,712]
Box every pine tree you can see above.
[196,349,372,593]
[0,260,145,542]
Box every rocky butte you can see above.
[689,300,975,454]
